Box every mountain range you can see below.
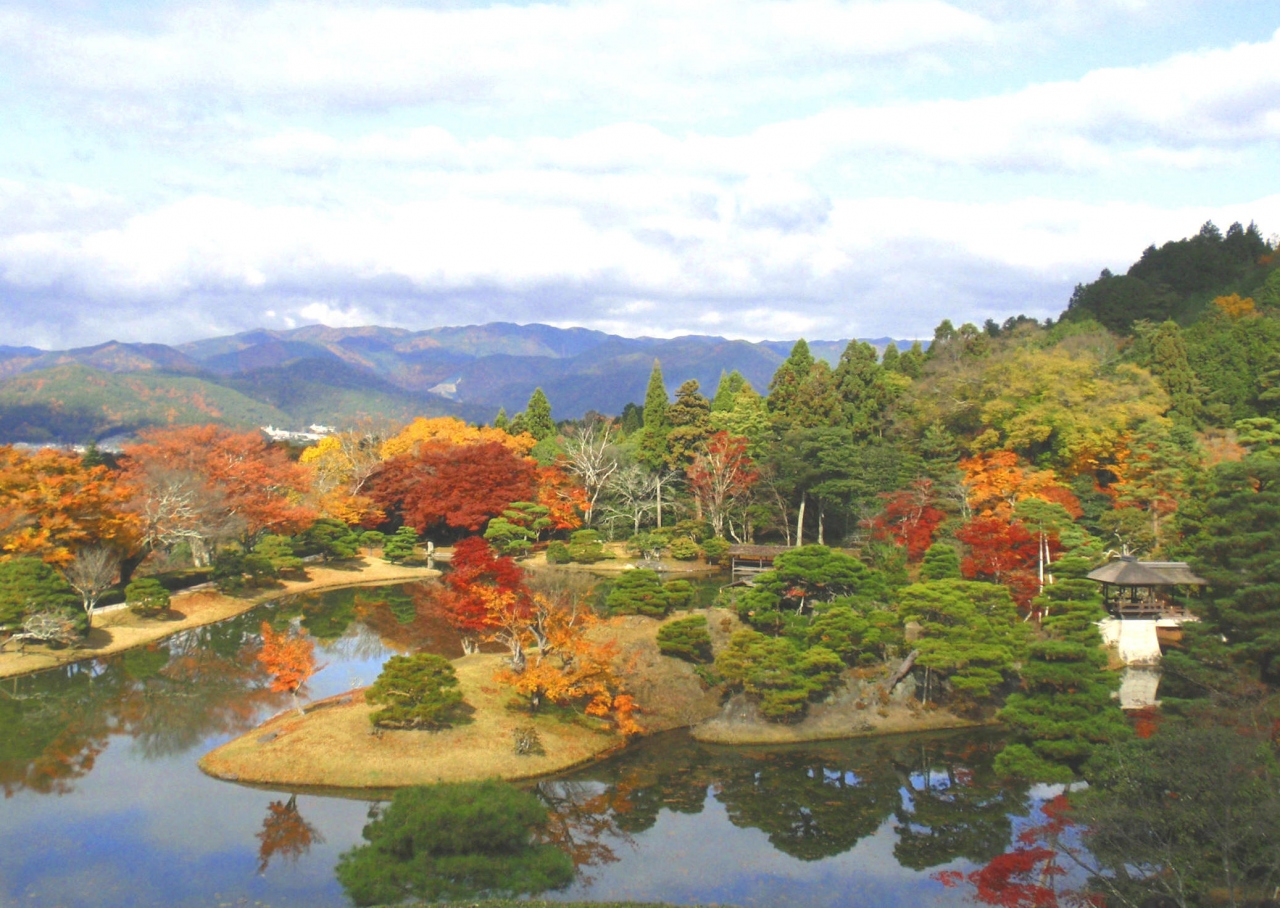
[0,323,910,443]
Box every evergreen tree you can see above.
[656,615,713,662]
[897,580,1026,703]
[994,578,1127,782]
[834,340,891,435]
[523,388,555,441]
[0,557,79,630]
[493,407,509,430]
[1181,455,1280,684]
[898,340,926,379]
[666,379,712,469]
[711,370,748,412]
[366,653,466,729]
[637,359,671,471]
[767,339,816,427]
[880,343,900,372]
[335,780,573,905]
[920,542,962,581]
[382,526,420,563]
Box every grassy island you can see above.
[200,607,982,790]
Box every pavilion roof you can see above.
[1087,558,1206,586]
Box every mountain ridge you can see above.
[0,323,920,442]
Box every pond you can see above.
[0,581,1074,908]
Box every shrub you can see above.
[662,578,694,610]
[545,541,570,564]
[699,537,730,564]
[657,615,712,663]
[667,536,700,561]
[605,569,670,617]
[382,526,420,563]
[335,780,574,906]
[366,653,466,730]
[566,529,608,564]
[125,578,171,617]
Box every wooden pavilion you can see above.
[1087,556,1206,619]
[725,544,793,579]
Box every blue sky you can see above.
[1,0,1278,348]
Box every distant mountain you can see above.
[0,323,919,442]
[0,364,289,443]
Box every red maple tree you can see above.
[869,478,946,561]
[370,442,536,533]
[955,515,1046,609]
[440,536,530,654]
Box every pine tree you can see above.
[493,407,509,430]
[920,542,962,580]
[524,388,555,441]
[382,526,420,563]
[880,343,900,372]
[366,653,466,729]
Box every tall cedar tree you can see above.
[372,442,536,533]
[524,388,556,441]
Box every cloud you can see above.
[0,0,998,124]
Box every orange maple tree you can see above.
[256,622,321,714]
[121,425,314,560]
[535,466,588,531]
[960,451,1081,521]
[493,589,641,737]
[0,446,139,566]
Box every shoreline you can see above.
[200,608,982,793]
[0,559,440,681]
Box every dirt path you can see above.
[0,559,440,681]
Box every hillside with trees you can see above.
[3,220,1280,907]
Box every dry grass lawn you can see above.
[199,653,623,789]
[0,559,439,681]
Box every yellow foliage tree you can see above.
[1212,293,1257,319]
[380,417,536,460]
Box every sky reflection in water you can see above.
[0,581,1056,907]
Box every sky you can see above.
[1,0,1278,349]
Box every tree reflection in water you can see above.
[538,731,1034,874]
[0,616,287,797]
[256,794,325,874]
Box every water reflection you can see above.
[540,731,1032,877]
[0,582,453,799]
[257,794,325,874]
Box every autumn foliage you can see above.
[955,516,1046,609]
[869,478,946,561]
[960,452,1081,520]
[0,446,139,566]
[371,442,537,533]
[256,622,320,712]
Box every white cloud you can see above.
[0,0,998,122]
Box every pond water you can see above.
[0,581,1072,908]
